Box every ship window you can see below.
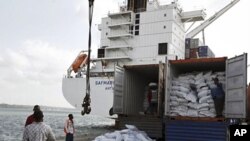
[158,43,168,55]
[106,32,108,36]
[135,31,139,35]
[135,25,139,30]
[136,14,140,19]
[164,14,167,17]
[106,21,109,25]
[98,48,105,58]
[163,25,166,29]
[135,19,140,24]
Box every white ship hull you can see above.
[62,77,114,116]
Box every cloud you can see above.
[0,40,77,107]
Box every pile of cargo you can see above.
[185,38,215,59]
[93,125,154,141]
[169,71,225,117]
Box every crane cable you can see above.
[81,0,94,116]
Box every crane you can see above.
[186,0,240,41]
[81,0,95,116]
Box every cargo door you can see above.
[113,65,124,114]
[157,62,165,116]
[225,53,247,118]
[164,57,172,116]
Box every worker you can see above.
[210,77,225,118]
[148,83,158,115]
[25,105,41,127]
[23,110,56,141]
[144,87,152,114]
[64,114,75,141]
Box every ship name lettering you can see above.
[95,80,113,85]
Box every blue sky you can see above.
[0,0,249,108]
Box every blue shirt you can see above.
[211,83,225,99]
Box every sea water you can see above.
[0,106,114,141]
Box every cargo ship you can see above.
[62,0,242,119]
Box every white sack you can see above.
[170,101,178,106]
[198,103,209,109]
[197,90,209,98]
[186,91,197,103]
[179,87,190,93]
[195,72,203,80]
[199,107,209,111]
[199,111,216,117]
[187,109,199,117]
[199,95,212,103]
[197,83,207,89]
[125,125,138,130]
[188,103,199,110]
[175,91,187,99]
[170,96,178,101]
[172,86,180,91]
[176,98,188,103]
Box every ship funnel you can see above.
[127,0,147,12]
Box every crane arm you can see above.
[186,0,240,39]
[81,0,95,116]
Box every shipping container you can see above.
[190,48,199,58]
[113,63,165,115]
[113,63,165,138]
[185,38,191,49]
[198,45,215,58]
[248,84,250,118]
[190,38,203,48]
[165,53,249,119]
[165,120,229,141]
[185,48,190,59]
[112,53,248,140]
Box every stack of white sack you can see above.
[93,125,155,141]
[170,71,225,117]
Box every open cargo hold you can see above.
[165,53,249,119]
[167,59,226,117]
[113,63,165,138]
[113,63,165,115]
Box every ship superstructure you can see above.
[91,0,205,75]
